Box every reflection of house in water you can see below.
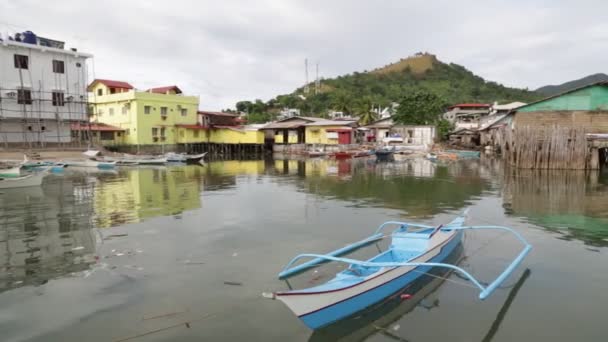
[93,167,204,228]
[0,178,96,293]
[502,170,608,245]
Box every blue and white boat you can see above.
[275,211,531,330]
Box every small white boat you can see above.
[0,169,48,189]
[132,157,167,165]
[165,152,207,164]
[0,165,22,178]
[64,159,117,169]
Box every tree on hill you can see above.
[331,91,353,115]
[355,96,378,125]
[393,90,453,140]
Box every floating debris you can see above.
[261,292,275,299]
[71,246,85,251]
[223,281,242,286]
[142,309,188,321]
[392,324,400,331]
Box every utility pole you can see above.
[315,62,320,95]
[304,58,310,94]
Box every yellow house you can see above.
[304,120,357,144]
[261,116,327,144]
[88,80,199,146]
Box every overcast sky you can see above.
[2,0,607,110]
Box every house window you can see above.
[109,108,114,116]
[180,130,185,137]
[109,87,116,94]
[144,105,151,114]
[125,129,130,135]
[52,91,65,106]
[180,108,187,116]
[193,130,199,138]
[160,127,166,137]
[52,60,65,74]
[100,131,114,140]
[97,89,103,96]
[122,106,128,115]
[152,127,158,136]
[98,108,104,116]
[160,107,168,116]
[17,89,32,105]
[14,54,28,69]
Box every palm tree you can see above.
[332,92,352,115]
[356,97,378,126]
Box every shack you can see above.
[502,81,608,169]
[448,128,479,148]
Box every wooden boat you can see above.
[0,169,48,189]
[165,152,207,164]
[307,151,327,158]
[352,150,373,158]
[275,211,531,330]
[64,159,117,169]
[333,151,352,160]
[375,148,395,162]
[133,157,167,165]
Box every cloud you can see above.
[1,0,607,109]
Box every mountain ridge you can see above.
[535,73,608,97]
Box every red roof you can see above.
[147,85,182,94]
[87,79,134,91]
[197,111,238,117]
[71,123,124,131]
[448,103,490,110]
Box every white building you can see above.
[278,108,300,120]
[0,31,92,146]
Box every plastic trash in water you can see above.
[72,246,85,251]
[261,292,275,299]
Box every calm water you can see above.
[1,157,607,341]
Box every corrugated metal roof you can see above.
[147,85,182,94]
[304,120,357,126]
[198,111,238,117]
[448,103,490,110]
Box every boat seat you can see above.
[345,264,380,277]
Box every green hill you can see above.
[535,73,608,96]
[236,53,542,120]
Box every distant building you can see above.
[362,117,435,146]
[278,108,300,120]
[443,103,490,130]
[261,116,356,145]
[328,111,354,120]
[0,31,92,146]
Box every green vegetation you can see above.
[392,90,452,140]
[235,54,543,121]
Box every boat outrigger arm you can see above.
[278,223,532,301]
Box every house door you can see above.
[338,132,351,144]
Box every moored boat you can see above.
[165,152,207,164]
[63,159,117,169]
[333,151,352,160]
[375,147,395,162]
[275,211,532,330]
[0,165,22,178]
[0,169,49,189]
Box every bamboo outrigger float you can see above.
[275,210,532,330]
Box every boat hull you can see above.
[277,230,462,330]
[0,170,47,189]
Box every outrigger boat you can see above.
[165,152,207,164]
[275,211,532,329]
[0,168,49,189]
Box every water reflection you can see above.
[502,168,608,246]
[0,177,96,294]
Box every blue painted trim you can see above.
[279,233,384,279]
